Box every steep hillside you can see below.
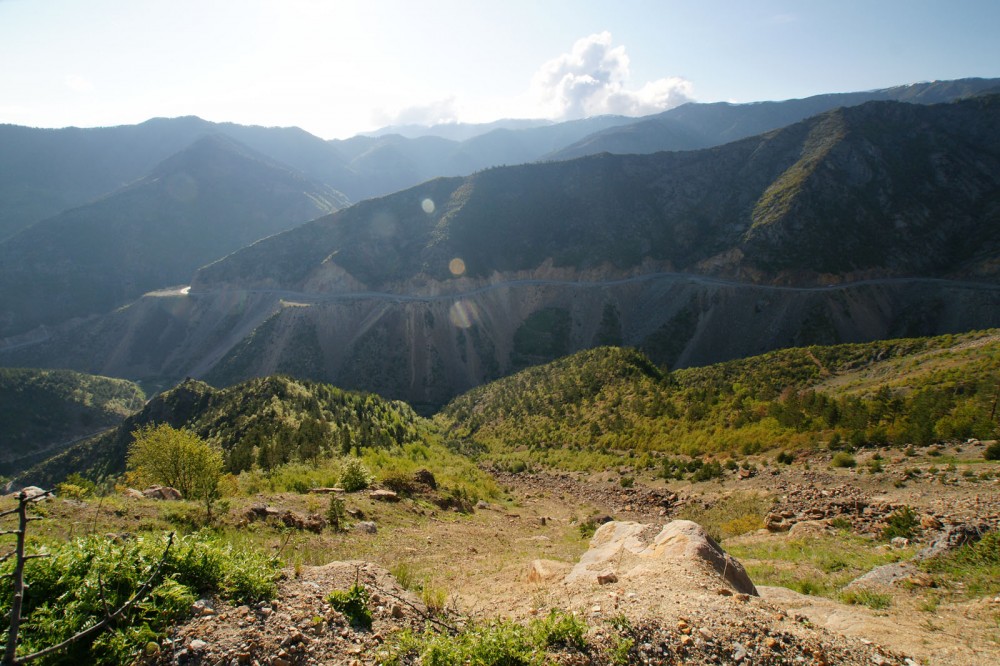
[4,97,999,407]
[549,77,1000,160]
[196,95,1000,291]
[0,117,355,240]
[16,375,425,488]
[0,135,344,337]
[437,331,1000,470]
[0,368,145,475]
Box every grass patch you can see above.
[921,530,1000,597]
[840,588,892,609]
[727,533,913,600]
[675,491,773,542]
[380,610,588,665]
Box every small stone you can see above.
[680,635,694,647]
[766,637,779,649]
[732,642,748,662]
[699,627,714,640]
[591,605,602,614]
[597,571,618,585]
[355,521,378,534]
[716,587,733,596]
[189,639,208,651]
[391,604,404,619]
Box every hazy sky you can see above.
[2,0,998,139]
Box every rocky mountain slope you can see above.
[4,96,996,406]
[0,135,345,337]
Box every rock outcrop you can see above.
[565,519,758,596]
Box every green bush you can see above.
[984,442,1000,461]
[340,458,373,493]
[328,582,372,629]
[531,610,587,650]
[831,452,857,468]
[881,506,920,541]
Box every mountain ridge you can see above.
[0,134,345,337]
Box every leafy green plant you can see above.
[327,582,373,629]
[985,442,1000,461]
[530,610,587,650]
[881,506,920,541]
[0,532,278,665]
[578,519,599,540]
[382,610,590,665]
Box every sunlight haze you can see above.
[2,0,998,138]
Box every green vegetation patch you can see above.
[439,330,999,472]
[0,532,279,665]
[381,610,588,666]
[727,532,914,599]
[921,530,1000,598]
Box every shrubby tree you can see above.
[127,423,224,518]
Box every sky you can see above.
[1,0,998,139]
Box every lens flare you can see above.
[421,198,435,214]
[448,300,479,329]
[448,257,466,276]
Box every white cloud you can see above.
[531,32,693,119]
[65,74,95,93]
[374,96,461,127]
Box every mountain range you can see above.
[3,78,996,244]
[0,135,345,337]
[3,91,998,410]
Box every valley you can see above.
[1,77,999,665]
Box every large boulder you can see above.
[142,485,183,500]
[565,519,758,596]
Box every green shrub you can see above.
[776,451,795,465]
[327,582,372,629]
[881,506,920,541]
[340,458,373,492]
[531,610,587,650]
[984,442,1000,461]
[326,495,348,532]
[831,452,857,468]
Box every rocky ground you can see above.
[137,441,999,665]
